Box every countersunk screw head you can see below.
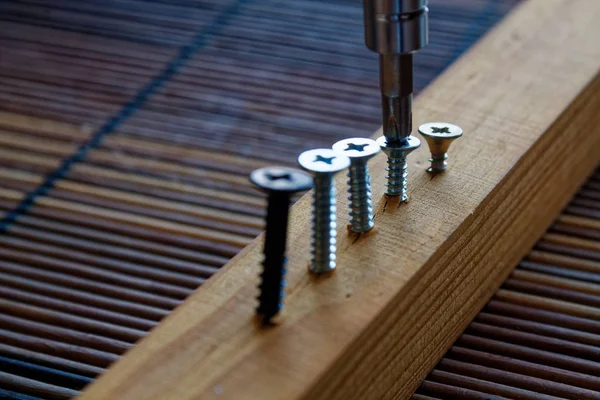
[298,148,350,174]
[418,122,463,173]
[376,135,421,158]
[250,166,313,193]
[332,137,381,160]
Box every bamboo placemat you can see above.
[0,0,520,398]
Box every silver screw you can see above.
[376,136,420,201]
[298,149,350,274]
[332,138,380,233]
[418,122,463,174]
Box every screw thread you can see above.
[385,154,408,201]
[257,192,290,322]
[311,173,337,274]
[429,153,448,173]
[347,161,374,232]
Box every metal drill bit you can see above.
[380,53,413,144]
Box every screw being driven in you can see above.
[332,138,380,233]
[418,122,463,173]
[298,149,350,274]
[377,135,420,201]
[363,0,428,200]
[250,166,313,324]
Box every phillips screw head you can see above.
[418,122,463,173]
[332,137,381,161]
[298,149,351,174]
[250,166,313,193]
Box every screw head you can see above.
[418,122,463,158]
[250,166,313,193]
[332,137,380,160]
[418,122,463,140]
[298,149,350,174]
[376,135,421,158]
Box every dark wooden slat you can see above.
[536,241,600,262]
[0,235,206,289]
[503,278,600,308]
[0,343,104,378]
[411,395,441,400]
[428,369,557,400]
[8,224,219,278]
[0,328,117,368]
[437,358,599,399]
[0,287,153,336]
[572,196,600,211]
[0,314,130,355]
[0,297,145,343]
[519,261,600,285]
[0,371,78,400]
[66,170,265,217]
[16,214,229,266]
[48,188,262,238]
[0,387,44,400]
[0,271,169,321]
[484,300,600,335]
[0,246,193,300]
[466,322,600,363]
[475,312,600,347]
[447,347,600,392]
[0,356,92,391]
[457,334,600,377]
[566,205,600,220]
[0,260,180,310]
[25,206,242,258]
[418,380,507,400]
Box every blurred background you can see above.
[0,0,520,398]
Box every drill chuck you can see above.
[363,0,429,55]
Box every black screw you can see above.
[250,166,313,325]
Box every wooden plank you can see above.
[79,0,600,399]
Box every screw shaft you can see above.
[257,192,291,322]
[311,173,337,274]
[348,160,374,232]
[429,153,448,173]
[385,154,408,200]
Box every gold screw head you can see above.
[418,122,463,173]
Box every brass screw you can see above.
[418,122,463,173]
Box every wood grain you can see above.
[80,0,600,399]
